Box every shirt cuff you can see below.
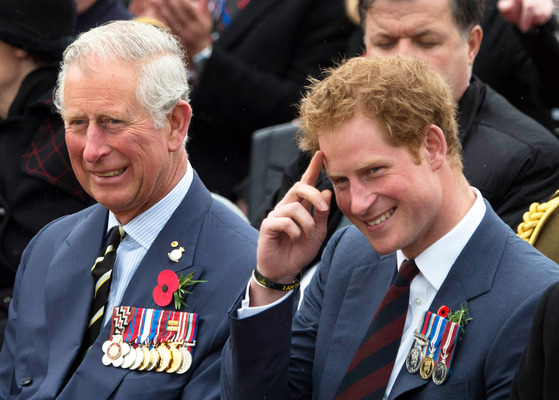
[237,279,293,319]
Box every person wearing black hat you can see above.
[0,0,94,346]
[75,0,133,35]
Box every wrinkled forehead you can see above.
[365,0,455,33]
[62,62,140,116]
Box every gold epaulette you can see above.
[517,190,559,245]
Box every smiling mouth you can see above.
[366,208,395,226]
[95,168,126,177]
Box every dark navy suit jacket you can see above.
[0,171,258,399]
[222,202,559,399]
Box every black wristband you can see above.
[252,267,302,291]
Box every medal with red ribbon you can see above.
[432,319,461,385]
[406,307,465,386]
[406,311,433,373]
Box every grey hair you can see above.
[53,20,189,130]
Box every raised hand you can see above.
[497,0,555,32]
[138,0,213,59]
[251,151,331,305]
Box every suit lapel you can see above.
[216,0,281,49]
[43,205,108,384]
[389,204,508,398]
[318,254,397,399]
[119,173,211,309]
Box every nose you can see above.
[82,124,110,163]
[349,181,376,217]
[395,40,418,58]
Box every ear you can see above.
[466,25,483,66]
[13,48,30,59]
[167,100,191,152]
[422,125,446,171]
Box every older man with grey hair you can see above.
[0,20,257,400]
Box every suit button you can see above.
[19,377,32,386]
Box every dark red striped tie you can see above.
[335,259,420,400]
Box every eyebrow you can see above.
[325,159,385,180]
[371,28,437,40]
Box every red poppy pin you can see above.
[153,269,206,310]
[437,305,450,318]
[439,304,472,334]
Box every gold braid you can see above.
[517,190,559,245]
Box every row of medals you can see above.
[405,331,449,386]
[102,335,193,374]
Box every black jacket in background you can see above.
[188,0,355,200]
[511,281,559,400]
[0,66,93,291]
[475,0,559,133]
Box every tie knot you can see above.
[106,225,125,248]
[394,259,419,286]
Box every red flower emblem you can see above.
[153,270,179,307]
[437,305,450,318]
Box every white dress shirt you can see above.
[102,163,193,325]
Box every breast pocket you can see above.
[396,380,472,400]
[111,372,187,399]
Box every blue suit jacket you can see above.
[222,203,559,399]
[0,172,258,400]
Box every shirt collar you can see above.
[107,162,193,249]
[397,187,486,290]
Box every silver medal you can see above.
[432,361,449,385]
[121,347,137,369]
[405,346,423,374]
[176,346,192,374]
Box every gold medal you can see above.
[155,345,172,372]
[146,347,159,371]
[419,356,435,379]
[166,345,183,373]
[138,346,151,371]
